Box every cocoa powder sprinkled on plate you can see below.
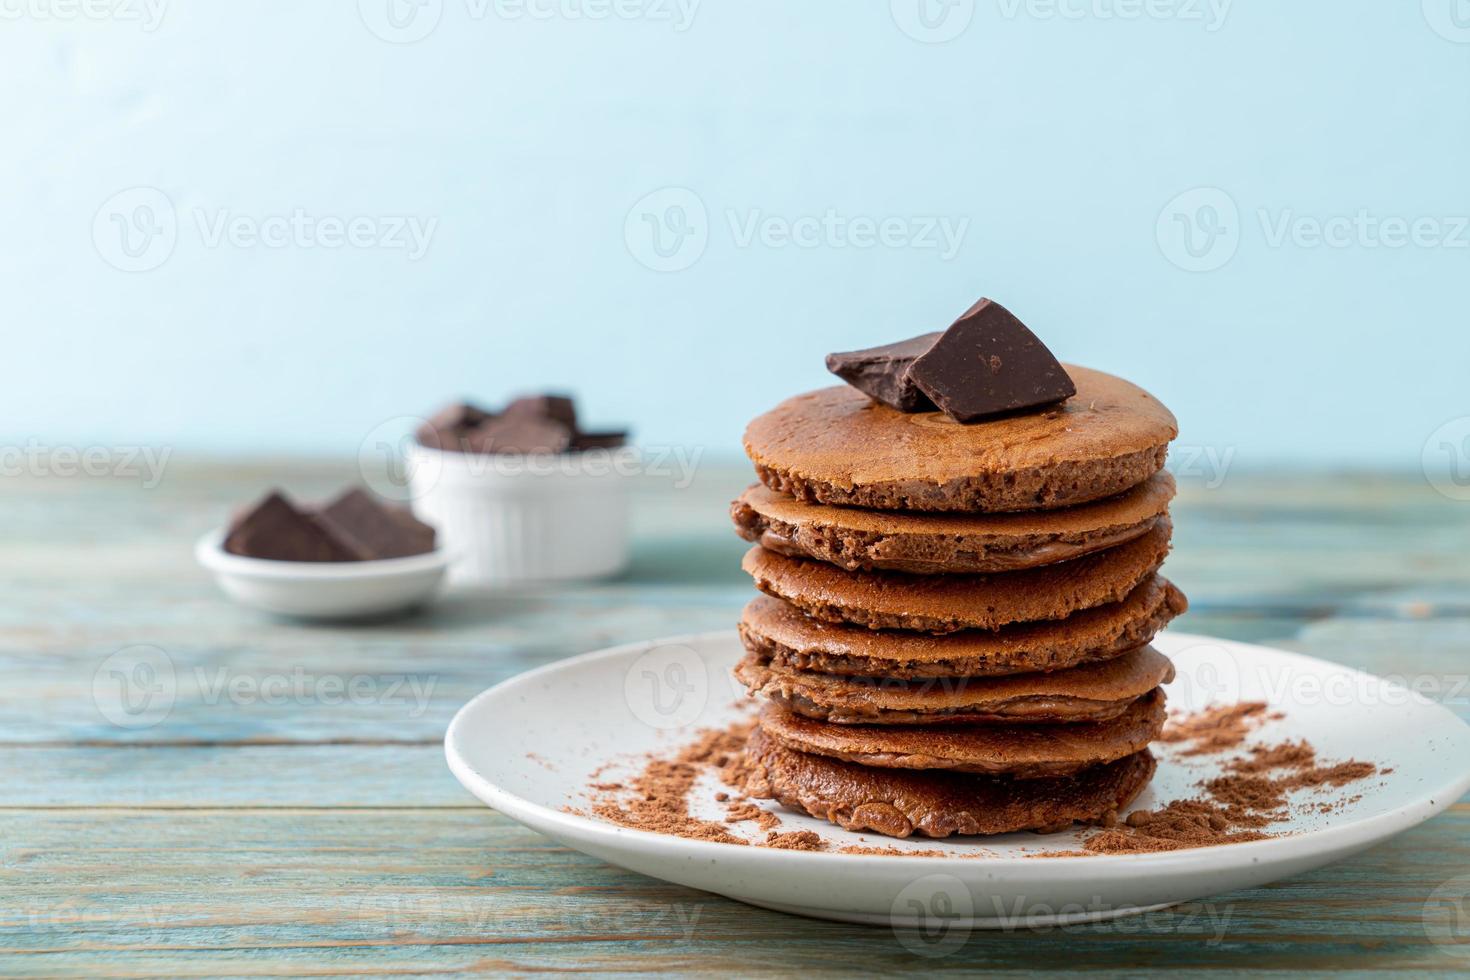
[726,800,781,831]
[839,845,951,857]
[587,721,755,845]
[1081,712,1379,855]
[581,701,1378,858]
[1157,701,1282,756]
[763,830,826,851]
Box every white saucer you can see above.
[195,530,450,619]
[444,630,1470,929]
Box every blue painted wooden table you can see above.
[2,461,1468,975]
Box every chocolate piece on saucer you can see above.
[505,394,578,431]
[908,299,1076,422]
[317,487,435,560]
[462,415,572,454]
[572,430,629,450]
[223,491,366,563]
[824,333,940,412]
[417,402,493,450]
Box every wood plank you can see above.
[3,807,1470,975]
[0,746,470,808]
[3,463,1468,974]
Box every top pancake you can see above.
[743,365,1177,513]
[731,471,1174,575]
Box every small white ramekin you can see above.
[404,443,631,586]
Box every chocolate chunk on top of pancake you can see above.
[744,366,1176,513]
[907,298,1076,422]
[735,645,1174,726]
[731,472,1175,575]
[743,729,1156,838]
[741,517,1172,634]
[758,689,1166,779]
[824,333,940,413]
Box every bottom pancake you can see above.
[743,728,1156,838]
[758,690,1165,778]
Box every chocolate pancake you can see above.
[742,366,1177,513]
[731,472,1174,575]
[741,518,1172,634]
[743,728,1156,838]
[735,645,1174,725]
[757,690,1166,778]
[739,577,1186,678]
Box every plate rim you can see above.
[444,629,1470,873]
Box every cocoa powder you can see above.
[1083,714,1378,855]
[587,721,756,845]
[584,702,1378,858]
[763,830,826,851]
[1157,701,1281,756]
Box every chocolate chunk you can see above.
[571,430,629,450]
[825,333,940,412]
[223,491,366,562]
[417,402,493,450]
[316,487,436,560]
[907,299,1075,422]
[504,394,578,431]
[462,415,572,454]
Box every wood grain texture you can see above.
[2,459,1469,976]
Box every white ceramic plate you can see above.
[196,530,450,619]
[445,630,1470,929]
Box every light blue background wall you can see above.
[4,1,1467,466]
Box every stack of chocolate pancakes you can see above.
[731,355,1187,839]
